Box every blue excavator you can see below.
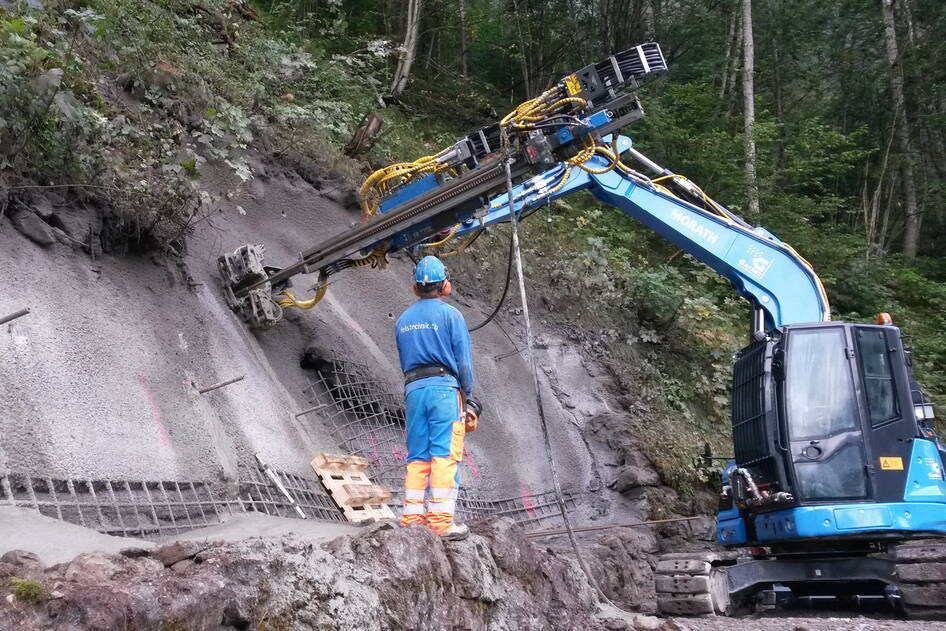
[219,43,946,618]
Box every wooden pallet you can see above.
[311,453,396,522]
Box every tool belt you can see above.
[403,363,456,385]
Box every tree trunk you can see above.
[459,0,469,78]
[881,0,920,259]
[725,9,744,116]
[424,31,436,70]
[389,0,424,100]
[344,113,384,158]
[741,0,760,215]
[512,0,532,97]
[642,0,656,41]
[719,7,737,102]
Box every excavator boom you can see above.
[453,135,829,330]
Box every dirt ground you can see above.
[671,612,946,630]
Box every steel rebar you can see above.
[526,515,703,538]
[0,308,30,326]
[198,375,245,394]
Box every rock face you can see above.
[0,518,605,631]
[11,211,56,247]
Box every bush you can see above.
[8,577,48,604]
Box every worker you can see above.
[395,255,477,541]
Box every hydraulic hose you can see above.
[468,231,515,332]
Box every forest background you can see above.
[0,0,943,489]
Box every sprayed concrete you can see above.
[0,507,152,566]
[158,512,360,545]
[192,163,616,502]
[0,155,625,528]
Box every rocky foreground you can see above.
[0,517,670,631]
[3,515,941,631]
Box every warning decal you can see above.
[880,457,904,471]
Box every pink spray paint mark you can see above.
[137,373,171,448]
[345,319,363,332]
[367,431,381,464]
[463,447,481,479]
[391,447,406,462]
[519,480,537,517]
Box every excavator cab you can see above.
[654,321,946,618]
[720,321,945,546]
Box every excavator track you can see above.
[891,539,946,620]
[655,552,733,616]
[656,540,946,620]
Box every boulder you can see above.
[152,541,205,567]
[611,465,661,492]
[11,211,56,246]
[1,550,44,571]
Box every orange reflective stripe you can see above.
[400,514,427,526]
[427,511,453,534]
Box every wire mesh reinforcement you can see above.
[237,464,343,522]
[0,471,232,538]
[456,489,578,528]
[0,462,346,538]
[301,354,580,530]
[302,355,408,492]
[0,354,579,537]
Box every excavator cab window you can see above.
[855,327,900,427]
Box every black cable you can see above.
[468,230,515,332]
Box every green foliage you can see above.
[3,0,944,490]
[0,0,405,250]
[8,577,48,604]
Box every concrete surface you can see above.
[158,512,361,545]
[0,156,621,524]
[0,506,152,566]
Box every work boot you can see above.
[439,522,469,541]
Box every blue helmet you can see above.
[414,255,448,284]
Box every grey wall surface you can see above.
[0,161,619,513]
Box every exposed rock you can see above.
[61,552,122,583]
[322,184,359,211]
[611,465,660,491]
[169,559,195,574]
[579,527,659,612]
[632,613,678,630]
[0,550,44,571]
[0,518,609,631]
[11,211,56,247]
[118,547,152,559]
[28,195,55,222]
[152,541,205,567]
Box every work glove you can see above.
[464,396,482,433]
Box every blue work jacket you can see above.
[395,298,474,397]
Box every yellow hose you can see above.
[421,224,460,248]
[277,246,389,311]
[439,231,483,258]
[277,270,329,310]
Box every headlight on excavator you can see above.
[915,403,936,421]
